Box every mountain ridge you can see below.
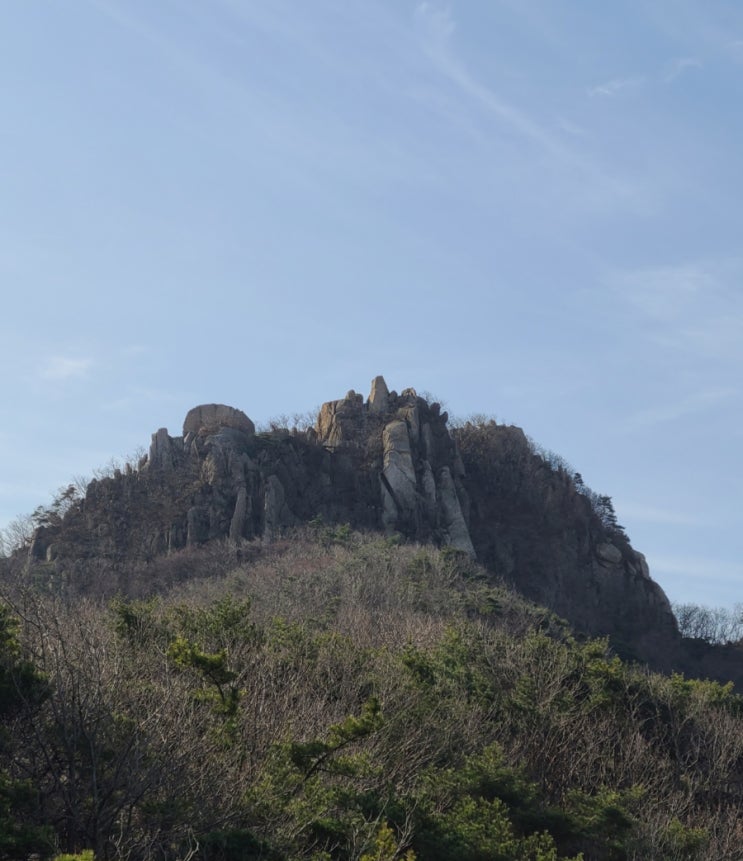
[6,375,740,686]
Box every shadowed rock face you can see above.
[25,377,684,672]
[452,420,679,667]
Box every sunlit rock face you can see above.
[182,404,255,438]
[313,380,474,555]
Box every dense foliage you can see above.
[1,531,743,860]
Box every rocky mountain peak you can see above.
[18,376,687,674]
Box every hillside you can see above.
[3,378,743,858]
[2,532,743,860]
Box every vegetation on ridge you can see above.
[1,530,743,860]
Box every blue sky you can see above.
[1,1,741,608]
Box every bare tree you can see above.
[0,512,35,556]
[673,602,743,644]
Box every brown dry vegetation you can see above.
[2,530,743,860]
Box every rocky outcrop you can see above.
[314,384,474,554]
[438,466,476,556]
[23,376,688,676]
[381,420,418,529]
[368,375,389,413]
[316,391,366,450]
[33,381,476,572]
[183,404,255,438]
[453,419,679,667]
[147,428,176,471]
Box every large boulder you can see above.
[183,404,255,438]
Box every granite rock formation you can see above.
[23,376,688,673]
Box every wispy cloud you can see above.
[621,387,736,432]
[120,344,150,358]
[588,77,645,97]
[650,554,743,585]
[87,0,436,194]
[599,260,743,435]
[414,2,455,46]
[40,356,93,381]
[556,117,588,137]
[588,58,700,98]
[412,2,638,206]
[413,2,561,153]
[662,56,702,83]
[101,384,182,415]
[726,39,743,61]
[606,261,743,360]
[609,263,714,322]
[617,503,702,527]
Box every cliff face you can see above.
[454,421,678,665]
[25,376,680,668]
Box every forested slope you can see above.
[2,531,742,860]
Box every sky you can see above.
[1,0,741,608]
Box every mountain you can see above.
[13,375,737,686]
[3,377,743,860]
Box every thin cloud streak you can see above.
[120,344,150,358]
[621,388,736,432]
[606,261,743,360]
[414,2,566,155]
[728,39,743,61]
[557,117,588,137]
[650,555,743,585]
[618,503,702,527]
[40,356,93,381]
[101,386,180,413]
[610,263,715,322]
[413,3,640,207]
[589,77,645,97]
[88,0,443,195]
[662,57,702,83]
